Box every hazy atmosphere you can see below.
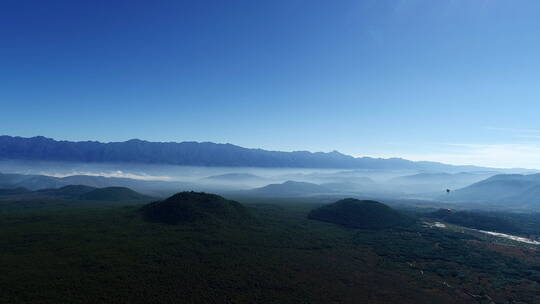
[2,1,540,303]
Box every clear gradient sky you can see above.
[2,1,540,168]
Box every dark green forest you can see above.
[1,194,539,304]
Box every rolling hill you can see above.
[141,191,250,224]
[308,198,414,229]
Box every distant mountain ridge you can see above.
[0,135,488,171]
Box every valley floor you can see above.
[1,199,539,303]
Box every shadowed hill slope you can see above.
[141,192,251,224]
[309,198,414,229]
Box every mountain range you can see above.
[0,135,489,171]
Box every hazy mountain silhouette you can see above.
[390,172,494,184]
[79,187,151,201]
[320,181,379,193]
[0,184,150,201]
[443,173,540,205]
[248,180,332,197]
[202,173,267,182]
[38,185,96,197]
[388,172,496,194]
[0,135,488,170]
[0,172,68,190]
[0,171,180,194]
[0,187,30,195]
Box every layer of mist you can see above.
[0,159,514,202]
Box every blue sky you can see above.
[2,0,540,168]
